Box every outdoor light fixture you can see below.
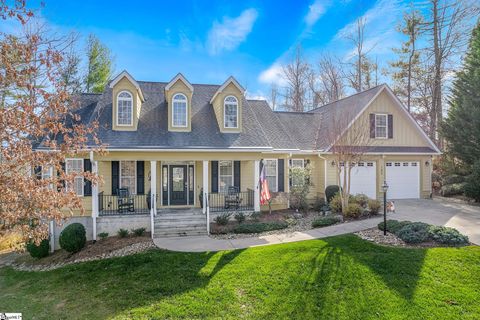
[331,160,336,167]
[382,180,389,236]
[425,161,430,166]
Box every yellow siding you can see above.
[165,79,193,132]
[211,82,243,133]
[111,77,141,131]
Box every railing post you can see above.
[150,160,157,239]
[205,192,210,234]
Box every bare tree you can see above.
[270,83,278,110]
[310,54,345,106]
[345,17,367,92]
[281,46,311,111]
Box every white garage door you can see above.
[340,162,377,199]
[386,161,420,199]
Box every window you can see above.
[120,161,136,194]
[219,161,233,193]
[290,159,304,187]
[117,91,133,126]
[66,159,84,196]
[375,114,388,138]
[264,159,278,192]
[41,166,53,180]
[224,96,238,128]
[172,93,187,127]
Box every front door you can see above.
[169,165,187,205]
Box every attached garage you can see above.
[341,162,377,199]
[385,161,420,199]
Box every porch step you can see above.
[154,211,207,237]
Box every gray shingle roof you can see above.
[35,82,437,154]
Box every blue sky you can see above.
[9,0,427,99]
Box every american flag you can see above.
[259,161,271,205]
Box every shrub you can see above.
[234,212,246,224]
[59,223,86,253]
[214,213,232,226]
[250,212,261,222]
[330,193,343,213]
[312,216,340,228]
[428,226,469,245]
[26,239,49,258]
[440,182,467,197]
[312,198,327,212]
[132,227,146,237]
[325,185,340,203]
[233,221,288,234]
[377,220,412,235]
[396,222,430,244]
[464,160,480,202]
[98,232,109,240]
[117,228,129,238]
[353,194,369,208]
[442,174,466,185]
[368,199,381,215]
[343,203,363,219]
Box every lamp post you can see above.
[382,180,389,235]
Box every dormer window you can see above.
[172,93,188,127]
[224,96,238,128]
[117,91,133,126]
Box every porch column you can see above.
[254,160,260,212]
[150,160,157,238]
[202,160,209,214]
[91,160,99,241]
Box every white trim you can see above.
[41,166,53,180]
[374,113,388,139]
[116,90,134,127]
[263,158,278,192]
[165,73,194,92]
[119,160,137,195]
[210,76,245,104]
[202,161,209,214]
[109,70,145,102]
[65,158,84,197]
[223,95,239,129]
[171,93,188,128]
[218,160,234,193]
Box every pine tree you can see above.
[440,21,480,167]
[84,34,113,93]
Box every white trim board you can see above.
[165,73,194,92]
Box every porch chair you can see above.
[117,188,135,213]
[224,186,242,210]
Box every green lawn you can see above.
[1,235,479,319]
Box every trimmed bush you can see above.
[368,199,381,215]
[377,220,412,235]
[325,185,340,203]
[312,216,340,228]
[312,198,327,212]
[464,160,480,202]
[428,226,469,245]
[59,223,86,253]
[440,182,466,197]
[343,203,362,219]
[234,212,246,224]
[330,193,343,213]
[214,213,231,226]
[233,221,288,234]
[26,239,49,258]
[396,222,430,244]
[353,194,369,208]
[132,228,146,237]
[98,232,109,240]
[442,174,466,185]
[117,228,129,238]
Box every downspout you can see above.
[318,154,327,200]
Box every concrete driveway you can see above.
[394,198,480,245]
[153,198,480,252]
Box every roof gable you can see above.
[109,70,145,102]
[165,73,194,92]
[210,76,245,104]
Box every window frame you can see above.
[218,160,234,193]
[116,91,134,126]
[172,93,188,128]
[223,95,239,129]
[374,113,388,139]
[264,159,278,192]
[119,160,137,195]
[65,158,84,197]
[290,159,305,187]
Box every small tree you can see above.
[84,34,113,93]
[289,164,312,212]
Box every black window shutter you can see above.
[211,161,218,193]
[278,159,285,192]
[388,114,393,139]
[83,159,92,196]
[112,161,120,195]
[234,161,241,191]
[58,162,65,191]
[34,166,42,180]
[305,159,311,185]
[136,161,145,195]
[370,114,376,138]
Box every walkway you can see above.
[153,198,480,252]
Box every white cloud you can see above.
[206,8,258,55]
[258,63,286,86]
[305,0,328,27]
